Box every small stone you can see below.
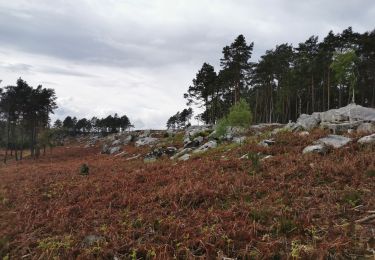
[258,139,275,147]
[193,140,217,153]
[109,146,121,154]
[178,154,190,161]
[82,235,104,247]
[298,131,310,137]
[302,144,327,154]
[233,136,246,144]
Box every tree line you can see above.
[0,78,133,162]
[166,108,193,129]
[185,27,375,124]
[0,78,57,162]
[54,114,133,135]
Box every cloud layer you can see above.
[0,0,374,128]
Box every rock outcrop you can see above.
[293,104,375,133]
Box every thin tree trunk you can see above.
[4,115,10,163]
[327,68,330,110]
[311,74,315,112]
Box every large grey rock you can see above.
[109,146,121,154]
[320,103,375,123]
[139,129,151,138]
[112,139,121,146]
[183,140,201,149]
[165,147,178,156]
[320,121,362,134]
[251,123,283,131]
[185,125,212,138]
[358,133,375,144]
[144,147,164,162]
[101,144,109,154]
[122,135,132,145]
[193,140,217,153]
[170,148,193,160]
[135,137,158,147]
[233,136,246,144]
[178,154,190,161]
[225,126,247,138]
[296,113,321,130]
[193,136,204,144]
[302,144,328,154]
[357,123,375,134]
[314,135,352,148]
[183,137,191,145]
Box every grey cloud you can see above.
[0,62,33,73]
[1,0,375,128]
[39,66,96,77]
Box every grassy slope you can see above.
[0,130,374,259]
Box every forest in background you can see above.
[1,27,375,159]
[183,27,375,125]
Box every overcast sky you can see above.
[0,0,374,129]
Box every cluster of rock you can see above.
[101,134,132,154]
[143,147,177,163]
[302,132,375,154]
[294,104,375,154]
[288,103,375,134]
[170,125,217,161]
[84,103,375,162]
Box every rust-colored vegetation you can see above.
[0,130,374,259]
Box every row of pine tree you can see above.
[184,27,375,124]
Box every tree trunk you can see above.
[311,74,315,112]
[327,68,330,110]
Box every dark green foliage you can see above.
[365,169,375,177]
[343,190,362,206]
[79,164,89,176]
[60,113,132,135]
[166,108,193,129]
[247,152,260,173]
[0,78,57,162]
[277,217,297,234]
[249,208,269,224]
[215,99,252,137]
[185,28,375,125]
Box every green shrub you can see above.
[343,190,362,206]
[277,217,297,234]
[227,99,253,127]
[215,99,252,137]
[365,169,375,177]
[248,152,261,173]
[80,164,89,175]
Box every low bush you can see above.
[215,99,252,137]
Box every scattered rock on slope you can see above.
[293,104,375,133]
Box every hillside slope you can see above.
[0,129,374,259]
